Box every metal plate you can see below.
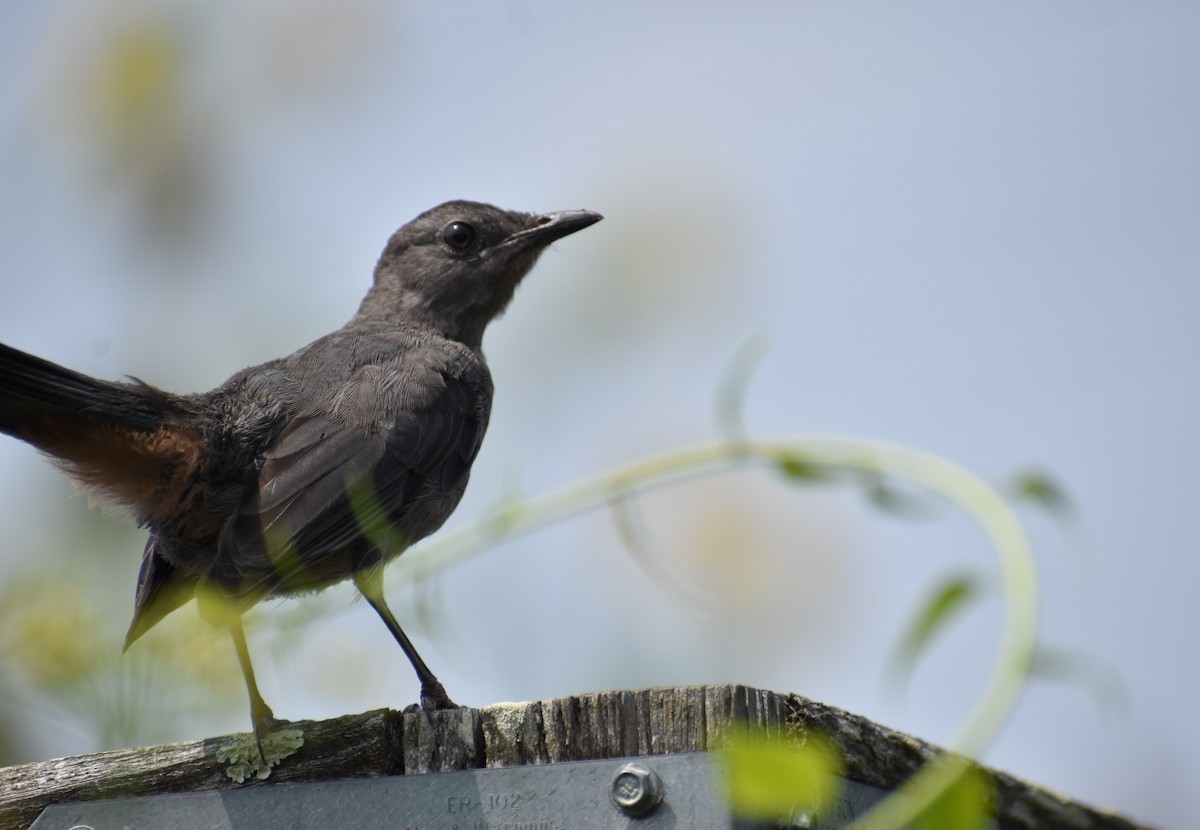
[31,752,900,829]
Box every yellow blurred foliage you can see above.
[720,726,844,822]
[1,579,105,689]
[0,570,246,744]
[91,22,179,133]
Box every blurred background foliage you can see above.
[1,2,1197,827]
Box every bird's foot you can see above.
[216,711,304,783]
[420,679,458,710]
[400,680,459,713]
[250,706,282,765]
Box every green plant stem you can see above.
[391,436,1038,829]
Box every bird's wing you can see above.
[208,358,486,601]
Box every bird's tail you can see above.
[0,342,203,520]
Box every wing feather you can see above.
[209,356,486,599]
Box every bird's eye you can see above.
[442,221,476,251]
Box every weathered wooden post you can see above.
[0,685,1148,829]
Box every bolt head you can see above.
[610,762,664,817]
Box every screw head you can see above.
[610,762,664,817]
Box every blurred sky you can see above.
[1,1,1197,826]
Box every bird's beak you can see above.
[505,209,603,249]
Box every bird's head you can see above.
[360,200,602,346]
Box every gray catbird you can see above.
[0,200,601,752]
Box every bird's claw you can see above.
[216,706,302,783]
[419,680,458,710]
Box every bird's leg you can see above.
[230,618,279,764]
[210,617,302,782]
[353,570,458,710]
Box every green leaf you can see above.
[913,760,993,830]
[1008,470,1073,516]
[778,455,830,483]
[861,471,940,519]
[891,575,979,678]
[721,729,843,821]
[1030,645,1131,718]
